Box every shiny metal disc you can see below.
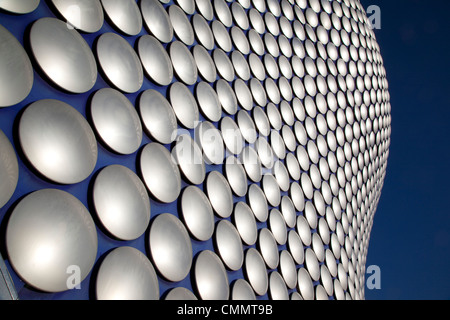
[249,53,266,81]
[93,165,150,241]
[305,248,320,281]
[175,0,195,14]
[101,0,142,35]
[181,186,214,241]
[240,145,262,182]
[206,171,233,218]
[212,20,232,52]
[0,24,33,107]
[297,214,312,246]
[256,136,274,169]
[139,89,177,145]
[19,99,97,184]
[173,134,205,185]
[248,29,265,55]
[0,130,18,209]
[231,2,249,30]
[97,32,143,93]
[193,45,217,83]
[234,201,257,246]
[267,102,282,131]
[30,18,96,94]
[237,109,257,143]
[232,50,251,80]
[253,106,271,137]
[221,116,244,155]
[165,287,198,301]
[269,271,289,300]
[140,143,181,203]
[6,189,97,293]
[279,250,297,289]
[0,0,39,14]
[231,26,250,55]
[247,183,269,223]
[271,129,286,160]
[96,246,159,300]
[141,0,173,43]
[288,230,304,265]
[195,121,224,165]
[281,196,296,229]
[149,213,192,282]
[273,160,290,192]
[269,209,287,245]
[232,279,256,300]
[138,35,173,86]
[170,41,198,86]
[297,268,314,300]
[213,48,235,82]
[52,0,103,33]
[196,82,222,122]
[245,248,268,296]
[169,4,194,46]
[234,79,253,111]
[214,0,232,27]
[169,82,199,129]
[165,287,197,300]
[192,14,214,50]
[250,79,268,107]
[194,250,229,300]
[215,219,244,271]
[91,88,142,155]
[225,156,247,197]
[196,0,214,20]
[286,152,301,181]
[216,79,238,115]
[262,173,281,207]
[290,181,305,212]
[258,228,279,269]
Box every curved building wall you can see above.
[0,0,391,300]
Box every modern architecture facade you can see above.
[0,0,391,300]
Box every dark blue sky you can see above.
[360,0,450,300]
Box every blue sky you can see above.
[360,0,450,299]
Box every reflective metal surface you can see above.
[262,173,281,207]
[248,183,268,222]
[0,24,33,107]
[19,99,97,184]
[297,268,314,300]
[101,0,141,35]
[0,130,18,208]
[97,32,143,93]
[169,4,194,46]
[269,271,289,300]
[193,45,217,83]
[30,18,97,94]
[149,213,192,282]
[170,41,198,86]
[96,246,159,300]
[194,250,229,300]
[221,116,244,155]
[225,156,248,197]
[269,208,287,245]
[0,0,39,14]
[240,145,262,182]
[258,228,279,269]
[215,219,244,271]
[196,82,222,122]
[52,0,103,33]
[173,134,205,185]
[234,201,257,246]
[139,89,177,145]
[93,165,150,241]
[165,287,197,300]
[216,79,238,115]
[280,250,297,289]
[206,171,233,218]
[245,248,268,296]
[232,279,256,300]
[141,0,173,43]
[6,189,97,292]
[169,82,199,129]
[181,186,214,241]
[140,142,181,203]
[214,48,235,82]
[91,88,142,155]
[138,35,173,86]
[196,121,224,165]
